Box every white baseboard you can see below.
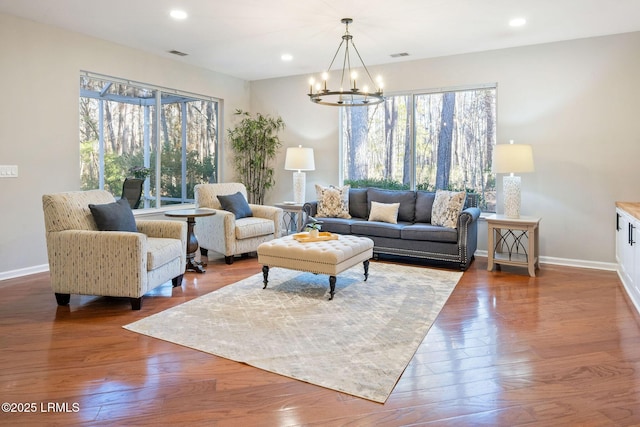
[0,254,618,282]
[474,250,617,271]
[0,264,49,283]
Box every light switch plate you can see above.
[0,165,18,177]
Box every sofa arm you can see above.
[302,202,319,229]
[458,207,481,227]
[250,205,283,237]
[136,220,187,271]
[46,230,147,297]
[193,209,236,256]
[137,220,186,241]
[457,207,481,267]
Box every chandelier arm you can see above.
[341,42,351,90]
[325,38,346,78]
[350,41,378,91]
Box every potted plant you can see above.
[128,165,151,180]
[227,109,285,204]
[304,217,323,238]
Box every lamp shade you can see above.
[492,144,534,174]
[285,146,315,171]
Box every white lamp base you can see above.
[292,171,306,204]
[503,175,521,218]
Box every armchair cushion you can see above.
[88,198,137,232]
[147,237,184,270]
[217,191,253,219]
[235,217,276,240]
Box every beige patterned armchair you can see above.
[42,190,187,310]
[194,183,282,264]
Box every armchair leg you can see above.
[130,297,142,310]
[225,256,234,265]
[55,293,70,306]
[172,274,184,287]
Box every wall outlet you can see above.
[0,165,18,178]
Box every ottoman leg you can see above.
[262,265,269,289]
[363,259,370,281]
[328,275,336,300]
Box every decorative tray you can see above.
[292,231,339,242]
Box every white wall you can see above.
[0,13,249,277]
[1,10,638,278]
[252,32,640,267]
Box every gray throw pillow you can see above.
[217,192,253,219]
[88,198,138,232]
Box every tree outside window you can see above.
[79,74,218,208]
[341,86,497,211]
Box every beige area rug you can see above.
[124,262,462,403]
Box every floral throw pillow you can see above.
[315,184,351,219]
[431,190,466,228]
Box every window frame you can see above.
[339,83,497,211]
[79,71,221,209]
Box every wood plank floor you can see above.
[1,256,639,426]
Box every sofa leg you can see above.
[130,297,142,310]
[172,274,184,287]
[55,293,70,306]
[200,247,208,258]
[225,256,234,265]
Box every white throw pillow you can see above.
[431,190,466,228]
[315,184,351,218]
[368,201,400,224]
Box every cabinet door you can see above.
[617,209,635,287]
[616,208,625,264]
[634,216,640,294]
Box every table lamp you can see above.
[492,140,534,218]
[285,145,315,203]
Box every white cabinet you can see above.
[616,206,640,313]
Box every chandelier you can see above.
[308,18,384,107]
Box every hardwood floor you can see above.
[1,256,639,426]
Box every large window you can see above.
[79,73,219,208]
[341,85,497,211]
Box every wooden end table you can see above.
[165,208,215,273]
[487,214,541,277]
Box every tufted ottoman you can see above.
[257,234,374,300]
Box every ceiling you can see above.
[1,0,640,81]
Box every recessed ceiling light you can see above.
[281,54,293,62]
[509,17,527,27]
[170,10,188,20]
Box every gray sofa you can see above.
[302,187,481,271]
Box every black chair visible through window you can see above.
[121,178,144,209]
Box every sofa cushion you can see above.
[351,221,405,239]
[146,237,182,270]
[415,191,436,223]
[367,188,416,223]
[316,184,351,218]
[217,191,253,219]
[88,198,138,232]
[349,188,369,218]
[235,217,275,240]
[431,190,466,228]
[368,201,400,224]
[317,217,363,235]
[401,224,458,243]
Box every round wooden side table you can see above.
[165,208,216,273]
